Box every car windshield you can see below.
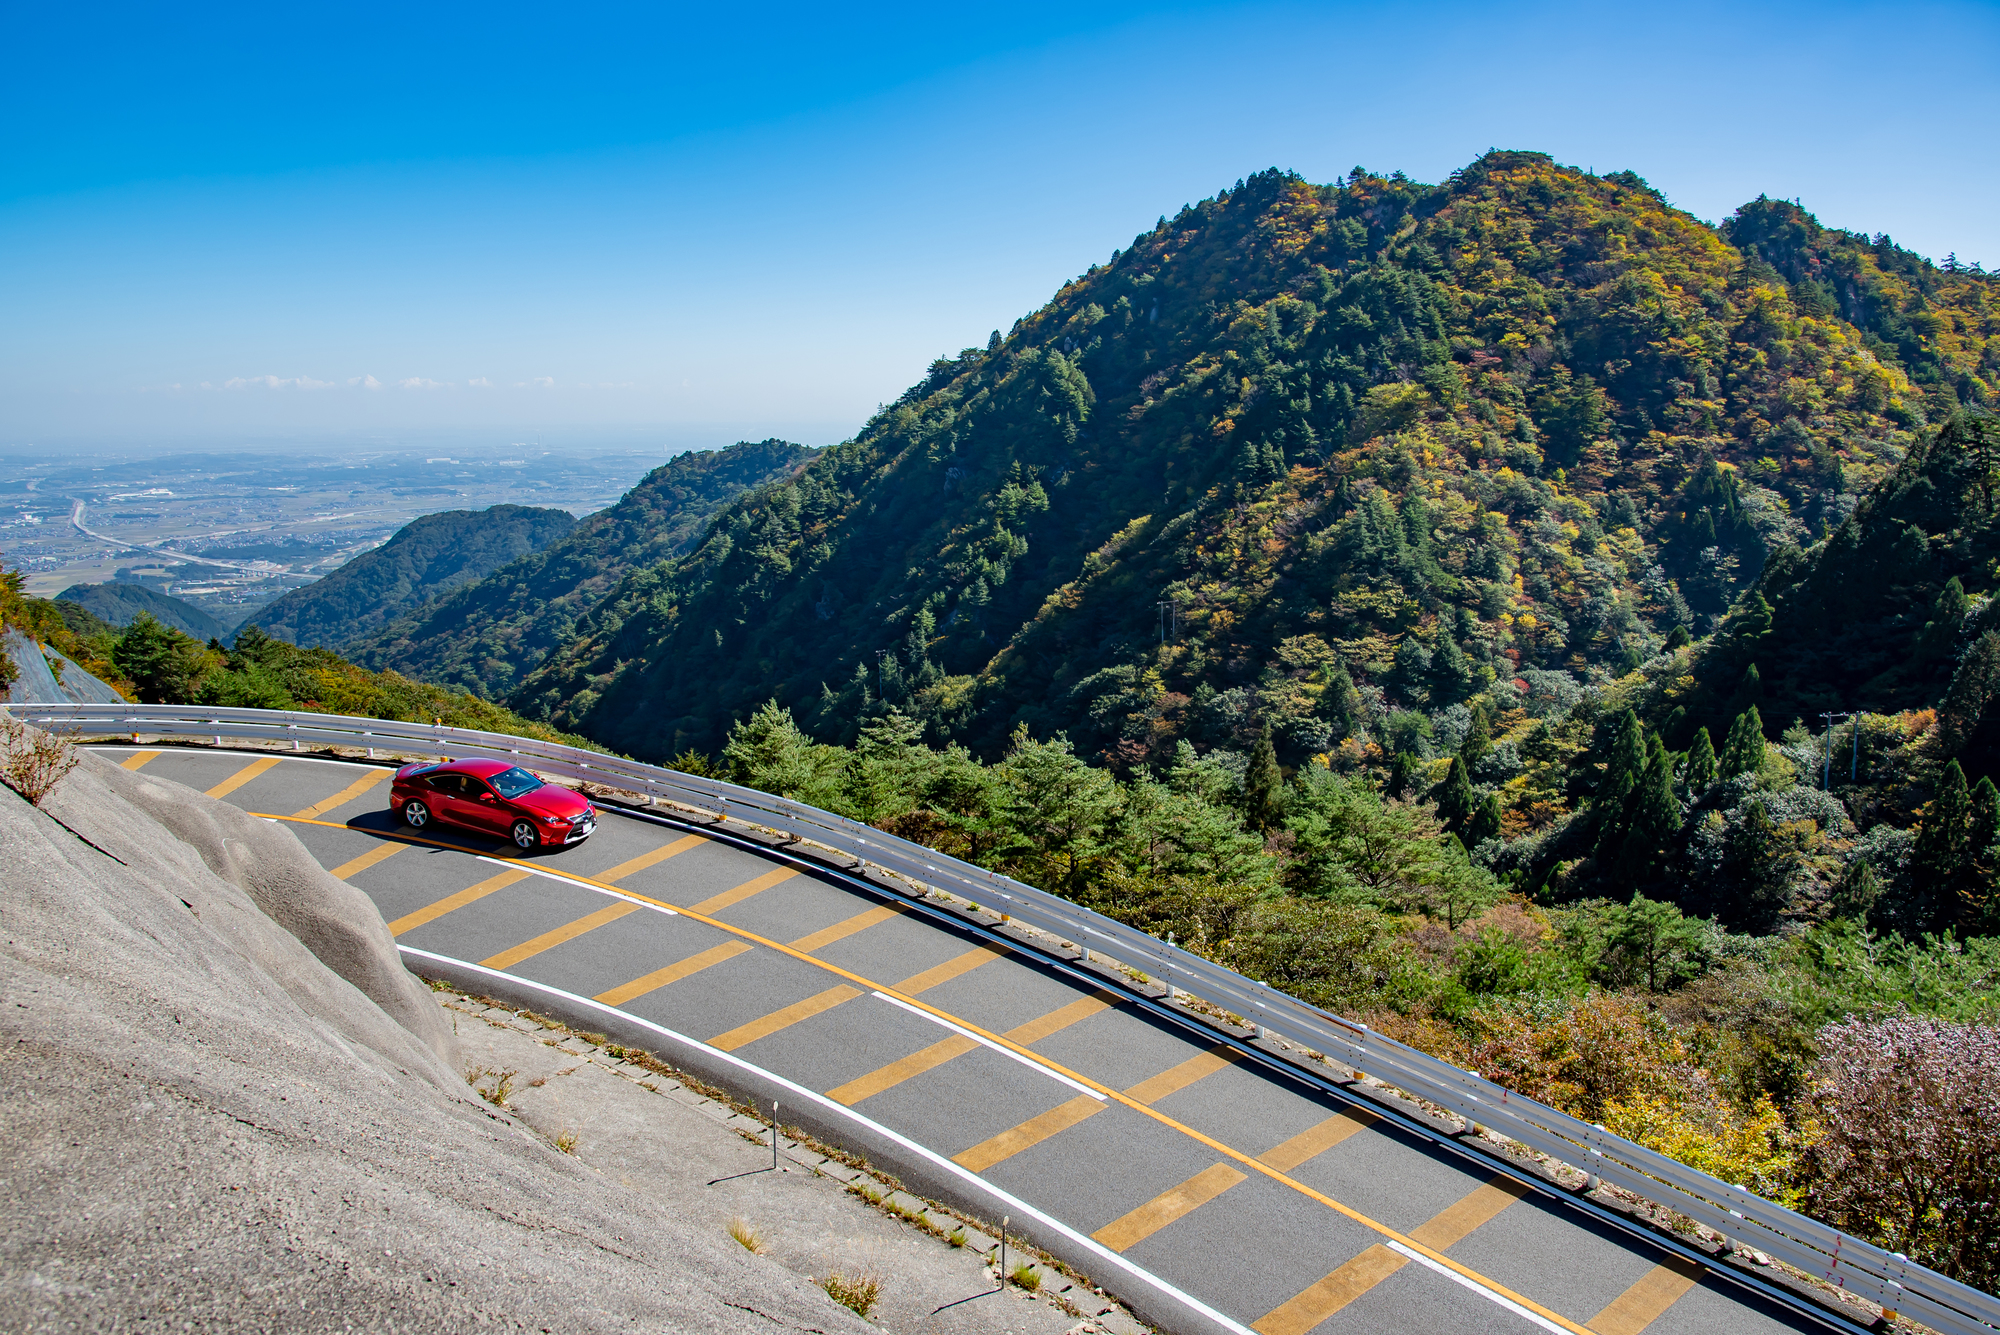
[488,766,544,799]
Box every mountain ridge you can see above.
[509,152,1995,763]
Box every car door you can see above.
[459,777,510,834]
[423,773,471,829]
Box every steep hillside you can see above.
[514,152,1984,762]
[58,580,231,641]
[248,503,577,650]
[351,439,815,698]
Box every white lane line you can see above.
[867,990,1106,1101]
[397,945,1257,1335]
[1385,1241,1570,1332]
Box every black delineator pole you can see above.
[772,1100,780,1170]
[998,1215,1008,1290]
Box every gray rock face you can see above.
[0,746,870,1334]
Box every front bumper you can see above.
[559,815,596,845]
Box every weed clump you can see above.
[1008,1261,1041,1292]
[727,1218,765,1254]
[0,717,78,807]
[820,1270,881,1318]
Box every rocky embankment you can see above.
[0,743,870,1333]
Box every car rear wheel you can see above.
[510,820,538,851]
[403,800,430,829]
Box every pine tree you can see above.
[1720,705,1765,778]
[1385,751,1420,800]
[1617,746,1681,887]
[1593,709,1646,859]
[1244,723,1284,832]
[1961,775,2000,933]
[1432,756,1477,833]
[1916,577,1969,667]
[1321,661,1362,738]
[1723,799,1789,931]
[1467,793,1502,846]
[1682,726,1717,793]
[1916,760,1972,930]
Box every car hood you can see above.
[511,784,591,819]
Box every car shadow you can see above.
[341,807,547,859]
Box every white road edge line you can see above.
[397,945,1257,1335]
[467,853,677,913]
[867,990,1106,1101]
[1385,1241,1570,1333]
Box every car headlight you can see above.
[543,814,566,825]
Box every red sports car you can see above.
[390,757,596,851]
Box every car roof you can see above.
[440,757,513,778]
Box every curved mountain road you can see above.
[102,745,1844,1335]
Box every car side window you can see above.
[427,774,463,795]
[467,779,496,800]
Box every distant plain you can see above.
[0,440,668,627]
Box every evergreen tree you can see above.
[1915,760,1972,930]
[1961,775,2000,932]
[1466,792,1503,846]
[1720,706,1766,778]
[1385,751,1421,800]
[1431,635,1473,705]
[1831,858,1880,923]
[1682,726,1718,794]
[1723,799,1790,931]
[1321,660,1362,738]
[1593,709,1646,859]
[1915,576,1969,667]
[1243,723,1284,832]
[1432,756,1477,834]
[1617,746,1681,886]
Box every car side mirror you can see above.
[479,793,496,802]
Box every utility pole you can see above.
[1819,711,1854,790]
[1157,600,1176,645]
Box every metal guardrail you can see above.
[14,701,1994,1334]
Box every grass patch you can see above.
[727,1217,766,1254]
[1008,1262,1041,1292]
[554,1127,578,1154]
[820,1270,882,1318]
[464,1066,515,1108]
[947,1226,966,1248]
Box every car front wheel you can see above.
[403,800,430,829]
[510,820,538,851]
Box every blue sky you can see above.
[4,1,1996,452]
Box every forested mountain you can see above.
[514,152,1992,763]
[248,504,576,650]
[58,581,231,642]
[350,439,815,698]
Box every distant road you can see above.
[69,500,283,575]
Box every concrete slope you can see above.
[0,746,873,1334]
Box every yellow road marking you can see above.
[594,941,752,1006]
[1586,1257,1703,1335]
[263,813,1598,1335]
[829,985,1114,1106]
[597,833,706,883]
[328,842,407,881]
[1408,1175,1530,1250]
[953,1094,1105,1172]
[290,768,388,820]
[1258,1110,1379,1172]
[827,1034,980,1106]
[1125,1046,1239,1105]
[709,984,861,1051]
[788,904,901,953]
[894,944,1008,995]
[480,902,639,970]
[1004,990,1120,1045]
[120,750,161,771]
[1253,1244,1406,1335]
[387,868,531,937]
[205,755,282,799]
[687,866,796,915]
[1093,1162,1247,1252]
[1250,1174,1533,1331]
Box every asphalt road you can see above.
[103,745,1840,1335]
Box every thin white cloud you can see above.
[348,374,383,390]
[218,374,333,390]
[397,377,449,390]
[467,376,494,388]
[515,376,555,389]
